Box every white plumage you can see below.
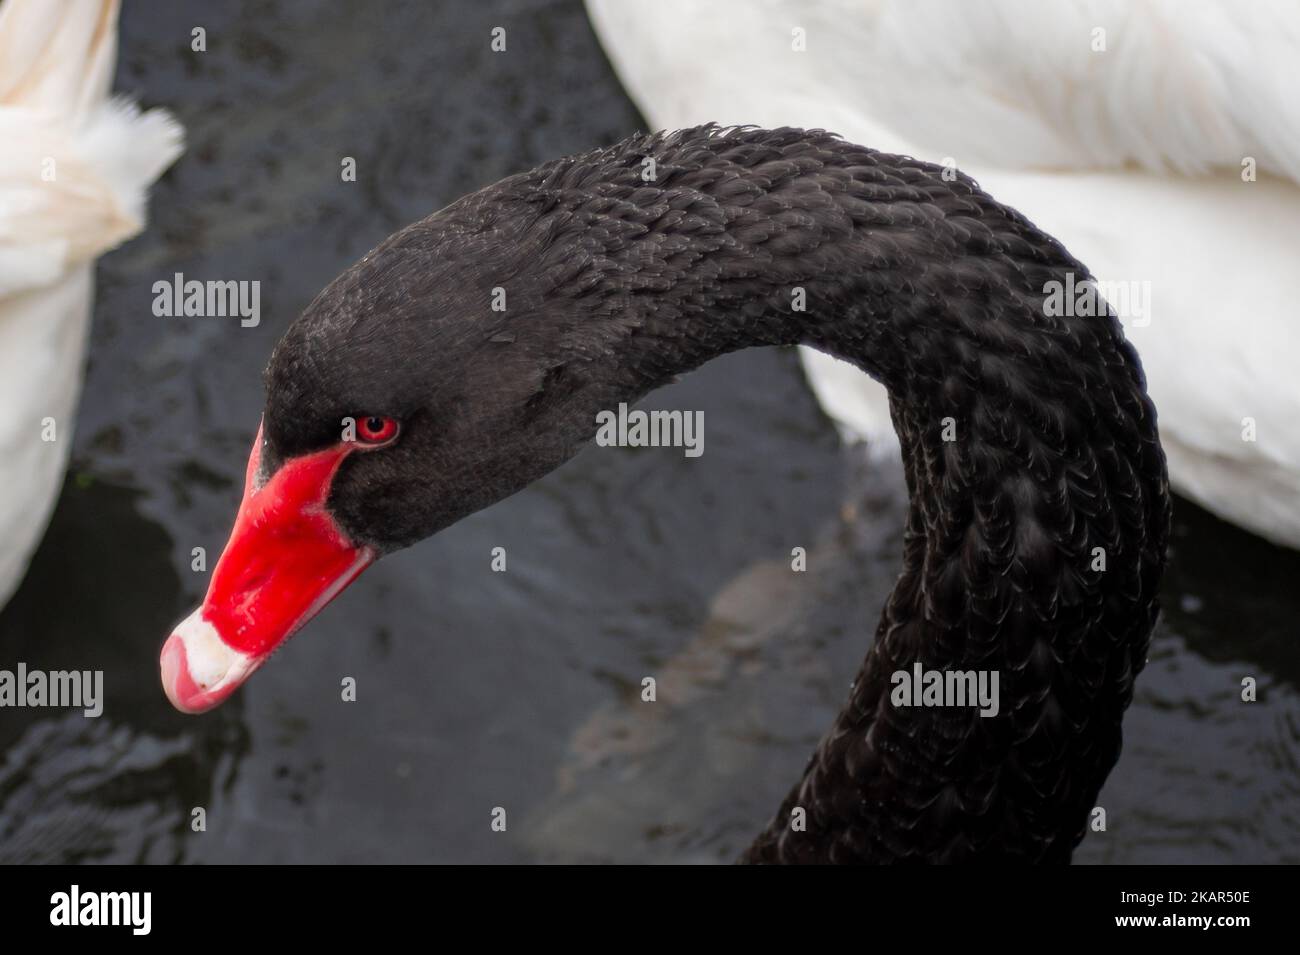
[0,0,182,605]
[586,0,1300,548]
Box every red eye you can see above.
[355,415,399,445]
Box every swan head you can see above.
[159,170,663,713]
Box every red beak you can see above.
[160,423,374,713]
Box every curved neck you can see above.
[548,129,1170,862]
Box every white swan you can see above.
[0,0,182,606]
[586,0,1300,549]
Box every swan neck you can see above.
[563,132,1172,862]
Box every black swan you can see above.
[159,125,1170,863]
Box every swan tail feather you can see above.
[0,0,119,121]
[0,0,183,297]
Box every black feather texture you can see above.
[264,125,1171,863]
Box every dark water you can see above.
[1,0,1297,864]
